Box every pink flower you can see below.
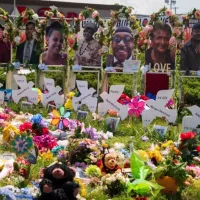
[169,37,176,46]
[174,27,181,37]
[128,98,145,117]
[194,10,200,19]
[165,9,173,16]
[92,10,99,18]
[79,13,85,21]
[143,25,153,34]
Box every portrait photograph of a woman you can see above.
[74,22,101,68]
[42,21,67,65]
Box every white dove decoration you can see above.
[142,89,177,127]
[98,85,128,120]
[41,78,64,108]
[182,105,200,132]
[0,83,4,104]
[12,75,38,104]
[72,80,97,113]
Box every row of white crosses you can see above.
[1,75,200,130]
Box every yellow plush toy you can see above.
[2,124,20,143]
[64,92,75,110]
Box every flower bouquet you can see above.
[101,172,128,197]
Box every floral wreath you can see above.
[138,7,183,52]
[73,7,105,51]
[0,8,14,43]
[182,8,200,25]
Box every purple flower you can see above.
[84,127,98,140]
[68,120,78,130]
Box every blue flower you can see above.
[31,114,42,124]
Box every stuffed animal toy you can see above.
[39,163,75,199]
[97,153,121,176]
[64,92,75,110]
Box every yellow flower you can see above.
[102,143,108,148]
[74,178,86,197]
[40,151,54,161]
[137,150,149,161]
[162,140,173,148]
[2,124,20,143]
[148,150,163,163]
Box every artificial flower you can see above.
[128,98,145,117]
[165,9,173,16]
[50,5,58,12]
[40,150,54,161]
[51,145,64,156]
[180,132,196,141]
[14,36,21,44]
[92,10,99,18]
[117,94,131,105]
[196,146,200,152]
[32,13,39,20]
[33,134,57,150]
[19,121,32,133]
[194,10,200,19]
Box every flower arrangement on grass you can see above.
[85,165,102,178]
[101,172,128,197]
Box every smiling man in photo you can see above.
[106,26,135,68]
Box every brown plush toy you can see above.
[98,153,121,176]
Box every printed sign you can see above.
[153,125,168,137]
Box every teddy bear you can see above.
[97,153,121,176]
[64,92,75,110]
[39,163,75,199]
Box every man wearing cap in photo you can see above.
[75,22,101,67]
[16,21,39,64]
[106,26,135,68]
[181,23,200,72]
[0,24,11,63]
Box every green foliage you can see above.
[85,165,102,178]
[181,180,200,200]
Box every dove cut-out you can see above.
[72,80,97,113]
[41,77,64,108]
[142,89,177,127]
[0,83,4,104]
[12,75,38,104]
[98,85,128,120]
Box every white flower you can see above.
[14,36,20,44]
[106,131,113,138]
[38,63,48,71]
[105,67,116,72]
[102,45,109,53]
[103,28,109,36]
[12,62,20,69]
[140,65,149,74]
[50,5,58,11]
[114,142,125,150]
[132,29,139,37]
[72,64,82,71]
[32,14,39,21]
[32,31,37,40]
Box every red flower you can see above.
[117,94,131,105]
[140,95,149,101]
[19,122,32,132]
[22,18,28,24]
[196,146,200,152]
[42,127,49,134]
[180,132,196,141]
